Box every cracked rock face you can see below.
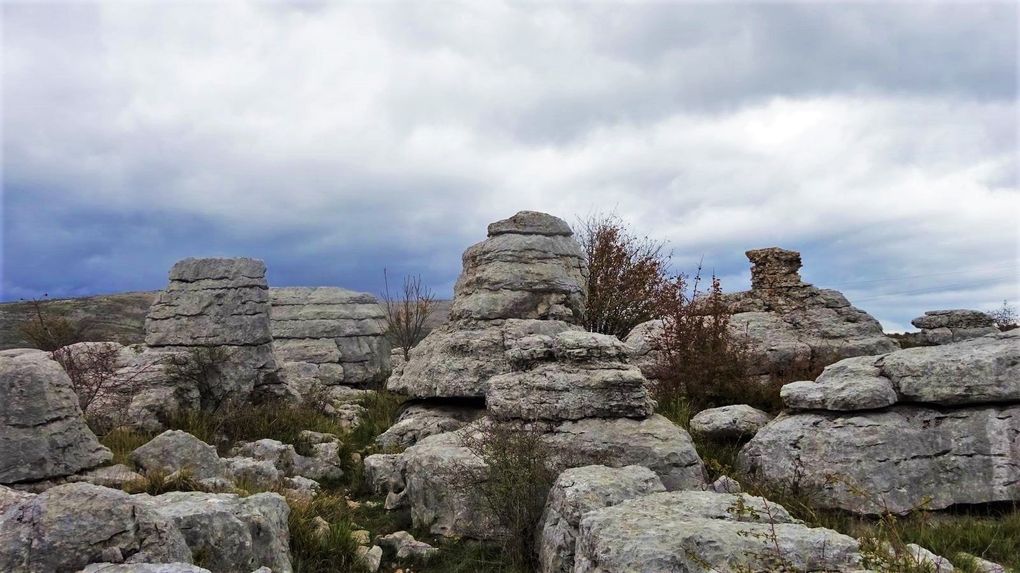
[0,483,193,573]
[0,349,111,484]
[573,490,866,573]
[270,287,390,398]
[725,248,899,379]
[736,404,1020,514]
[144,257,284,404]
[387,211,587,399]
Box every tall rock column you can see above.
[145,258,285,406]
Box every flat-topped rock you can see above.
[486,210,573,237]
[0,350,111,484]
[689,405,773,440]
[911,309,1000,345]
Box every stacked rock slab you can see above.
[738,330,1020,514]
[270,287,390,399]
[145,258,285,405]
[723,247,898,380]
[911,309,999,345]
[0,349,111,485]
[387,210,587,399]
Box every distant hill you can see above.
[0,291,452,351]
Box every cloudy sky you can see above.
[3,1,1018,331]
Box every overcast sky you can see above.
[2,1,1018,332]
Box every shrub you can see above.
[288,493,369,573]
[163,346,234,413]
[381,269,437,360]
[988,300,1018,331]
[16,296,90,351]
[576,213,674,338]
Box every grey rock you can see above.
[130,430,226,481]
[0,349,111,484]
[363,454,406,500]
[623,320,665,380]
[140,491,291,573]
[689,405,773,440]
[224,457,282,490]
[387,319,577,399]
[574,490,866,573]
[231,438,342,482]
[954,553,1007,573]
[903,544,955,572]
[912,310,998,345]
[737,405,1020,514]
[537,465,664,573]
[486,210,573,237]
[0,483,192,573]
[376,531,438,561]
[710,475,743,494]
[781,356,899,411]
[79,565,212,573]
[356,545,383,572]
[375,403,484,450]
[68,464,145,490]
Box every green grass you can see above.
[416,540,528,573]
[288,493,370,573]
[99,427,157,466]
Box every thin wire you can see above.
[827,263,1019,288]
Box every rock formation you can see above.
[689,404,773,441]
[723,247,899,380]
[145,257,285,404]
[911,309,999,345]
[738,330,1020,514]
[270,287,390,400]
[0,349,111,485]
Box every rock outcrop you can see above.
[911,309,999,345]
[0,349,111,485]
[724,248,899,381]
[145,258,285,404]
[689,405,773,441]
[739,330,1020,514]
[387,211,586,399]
[270,287,390,400]
[375,403,485,451]
[573,490,866,572]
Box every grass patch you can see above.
[419,540,528,573]
[123,468,205,495]
[289,493,370,573]
[99,427,157,466]
[348,390,406,452]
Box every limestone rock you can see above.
[0,349,111,484]
[357,545,383,572]
[737,405,1020,514]
[488,331,654,422]
[710,475,743,494]
[387,319,577,398]
[376,531,438,561]
[130,430,226,481]
[689,405,773,440]
[574,490,865,573]
[0,483,192,573]
[955,553,1008,573]
[270,287,390,396]
[140,491,291,573]
[487,210,573,237]
[781,356,898,411]
[912,309,999,345]
[68,464,145,490]
[623,320,665,380]
[537,465,665,573]
[79,565,212,573]
[375,403,485,450]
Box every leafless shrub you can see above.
[381,269,437,360]
[17,295,91,351]
[576,212,674,338]
[461,422,557,569]
[988,300,1018,331]
[163,346,233,413]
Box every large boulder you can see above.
[781,330,1019,410]
[270,287,390,398]
[387,211,587,400]
[573,491,866,573]
[488,331,655,422]
[737,404,1020,514]
[139,491,291,573]
[130,430,227,481]
[725,248,898,380]
[537,465,665,573]
[689,405,773,441]
[911,309,999,345]
[0,483,192,572]
[145,258,285,404]
[375,403,485,450]
[0,349,111,484]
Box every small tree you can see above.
[381,270,437,360]
[576,213,674,338]
[17,295,90,351]
[988,300,1018,331]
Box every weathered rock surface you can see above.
[130,431,226,481]
[68,464,146,490]
[573,491,866,573]
[0,483,192,573]
[689,405,773,440]
[375,403,485,450]
[271,287,390,398]
[912,309,999,345]
[388,211,587,399]
[145,258,284,404]
[622,319,664,381]
[537,465,664,573]
[488,331,654,422]
[0,349,111,484]
[737,404,1020,514]
[231,438,343,483]
[376,531,438,561]
[139,491,291,573]
[387,319,577,398]
[725,248,898,380]
[782,330,1019,410]
[78,564,212,573]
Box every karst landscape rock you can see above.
[1,210,1016,573]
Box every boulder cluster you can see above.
[910,308,1000,345]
